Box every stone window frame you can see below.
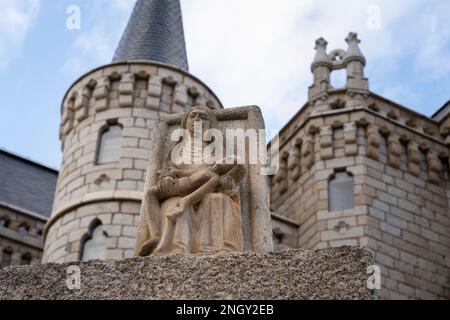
[79,218,109,261]
[17,222,30,237]
[0,215,11,228]
[95,119,123,165]
[20,252,32,265]
[160,76,177,112]
[1,247,13,266]
[186,87,199,109]
[328,169,355,212]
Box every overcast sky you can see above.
[1,0,450,169]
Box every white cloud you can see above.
[110,0,136,12]
[62,0,135,76]
[61,0,450,129]
[0,0,40,70]
[73,26,116,62]
[414,4,450,80]
[182,0,450,131]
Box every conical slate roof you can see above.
[113,0,189,71]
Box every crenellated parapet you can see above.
[272,97,449,205]
[59,61,221,147]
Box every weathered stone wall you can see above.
[271,92,373,251]
[271,90,450,299]
[271,213,299,251]
[0,204,46,266]
[355,97,450,300]
[0,247,375,300]
[43,61,222,263]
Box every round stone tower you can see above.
[43,0,222,263]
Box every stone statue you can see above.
[135,105,273,256]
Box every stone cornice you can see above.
[276,105,448,151]
[0,201,48,222]
[43,191,143,240]
[0,227,43,250]
[271,211,300,228]
[272,90,447,150]
[60,60,223,114]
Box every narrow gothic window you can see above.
[1,248,13,267]
[96,123,122,164]
[186,93,196,109]
[161,82,174,111]
[329,171,354,211]
[20,253,32,265]
[186,87,199,109]
[81,220,108,261]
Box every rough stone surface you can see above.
[0,247,375,300]
[271,33,450,299]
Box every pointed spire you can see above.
[344,32,366,66]
[113,0,189,71]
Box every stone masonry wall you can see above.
[0,204,46,266]
[271,90,450,299]
[43,61,222,263]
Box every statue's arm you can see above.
[169,168,198,178]
[184,174,220,206]
[166,173,220,222]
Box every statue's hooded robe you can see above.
[134,108,244,256]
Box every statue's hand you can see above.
[157,176,176,196]
[219,175,234,190]
[166,198,188,222]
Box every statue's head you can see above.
[181,105,217,135]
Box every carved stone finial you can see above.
[344,32,366,66]
[315,37,328,50]
[312,37,332,70]
[345,32,360,45]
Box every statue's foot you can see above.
[138,238,160,257]
[168,249,184,256]
[214,249,234,255]
[152,248,184,256]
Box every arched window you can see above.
[80,220,108,261]
[1,248,13,267]
[96,122,122,165]
[186,87,199,109]
[20,253,32,265]
[329,171,354,212]
[161,78,176,112]
[0,216,10,228]
[18,223,30,237]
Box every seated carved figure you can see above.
[137,106,245,256]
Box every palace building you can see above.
[1,0,449,300]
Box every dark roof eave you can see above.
[0,148,59,173]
